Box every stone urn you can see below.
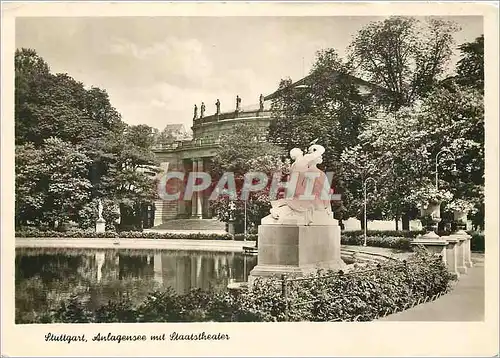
[420,200,441,239]
[453,209,469,235]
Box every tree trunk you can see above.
[395,218,399,231]
[402,213,410,231]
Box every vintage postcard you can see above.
[1,1,498,357]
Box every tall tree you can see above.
[268,49,374,219]
[455,34,484,91]
[349,16,460,108]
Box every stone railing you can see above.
[153,138,221,151]
[194,109,272,126]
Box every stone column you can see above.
[191,159,198,217]
[455,237,467,274]
[450,209,473,268]
[196,158,204,218]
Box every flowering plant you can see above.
[410,184,453,209]
[446,199,478,214]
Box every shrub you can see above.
[38,250,453,323]
[342,230,425,239]
[340,235,413,251]
[469,232,485,252]
[15,228,233,241]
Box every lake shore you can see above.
[15,237,255,252]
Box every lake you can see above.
[15,247,257,323]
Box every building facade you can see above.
[152,73,387,227]
[152,98,272,226]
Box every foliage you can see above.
[23,250,454,323]
[445,199,478,214]
[15,228,233,240]
[210,123,287,232]
[469,232,484,252]
[455,35,484,91]
[15,48,158,230]
[340,235,413,251]
[267,49,374,219]
[349,16,460,108]
[15,138,93,228]
[408,184,454,208]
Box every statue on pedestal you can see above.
[96,199,106,232]
[265,142,333,226]
[236,95,241,112]
[215,99,220,115]
[97,199,104,220]
[200,102,206,118]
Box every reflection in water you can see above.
[15,248,257,323]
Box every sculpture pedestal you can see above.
[441,236,461,277]
[411,238,447,263]
[451,230,473,268]
[248,221,345,284]
[95,218,106,233]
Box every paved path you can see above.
[380,253,485,321]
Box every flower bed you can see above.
[27,250,454,323]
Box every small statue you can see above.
[200,102,206,118]
[236,95,241,112]
[97,199,104,220]
[259,94,264,111]
[193,104,198,119]
[216,99,220,115]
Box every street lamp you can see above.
[244,199,247,242]
[363,177,377,247]
[435,149,458,189]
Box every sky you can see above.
[16,16,483,131]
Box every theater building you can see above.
[151,73,386,227]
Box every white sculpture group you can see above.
[264,142,335,226]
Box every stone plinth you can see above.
[455,236,467,274]
[411,238,447,263]
[451,230,473,268]
[95,218,106,233]
[441,236,460,277]
[249,221,345,283]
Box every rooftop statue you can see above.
[193,104,198,119]
[200,102,206,118]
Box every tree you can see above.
[210,123,286,232]
[349,16,460,109]
[268,49,374,220]
[455,35,484,91]
[16,138,92,228]
[15,49,158,230]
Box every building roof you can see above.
[263,71,389,101]
[164,124,186,132]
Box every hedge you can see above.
[15,228,485,252]
[15,229,233,241]
[23,249,454,323]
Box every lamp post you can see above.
[244,199,247,242]
[363,177,377,247]
[435,149,458,189]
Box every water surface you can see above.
[15,247,257,323]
